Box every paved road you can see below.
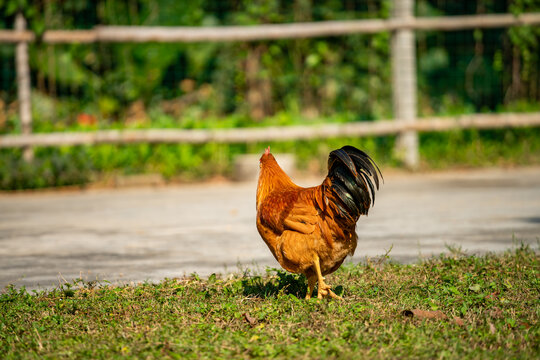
[1,167,539,290]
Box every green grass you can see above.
[1,246,538,359]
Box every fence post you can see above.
[391,0,418,169]
[15,12,33,162]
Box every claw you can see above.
[316,283,342,300]
[327,289,343,301]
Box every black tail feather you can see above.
[332,177,360,216]
[327,146,383,220]
[333,166,371,212]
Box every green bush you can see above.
[420,127,540,168]
[0,148,92,190]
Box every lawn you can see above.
[1,245,538,359]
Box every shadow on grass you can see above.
[241,269,345,299]
[241,270,307,299]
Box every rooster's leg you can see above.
[313,254,342,300]
[305,275,316,299]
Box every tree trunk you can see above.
[245,44,273,121]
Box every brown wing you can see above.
[257,188,327,273]
[258,188,318,235]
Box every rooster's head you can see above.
[259,146,275,165]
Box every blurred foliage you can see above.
[0,0,539,189]
[2,125,540,190]
[0,0,536,120]
[420,127,540,168]
[0,148,92,190]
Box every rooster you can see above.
[256,146,382,299]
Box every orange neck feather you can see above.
[256,154,296,208]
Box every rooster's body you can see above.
[256,146,382,299]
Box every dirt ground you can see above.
[1,167,539,290]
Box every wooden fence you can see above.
[2,1,540,167]
[1,113,539,148]
[2,12,540,43]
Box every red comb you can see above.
[264,146,270,155]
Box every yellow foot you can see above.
[311,255,343,300]
[327,290,343,300]
[317,282,343,300]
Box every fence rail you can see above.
[1,113,539,148]
[1,13,540,44]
